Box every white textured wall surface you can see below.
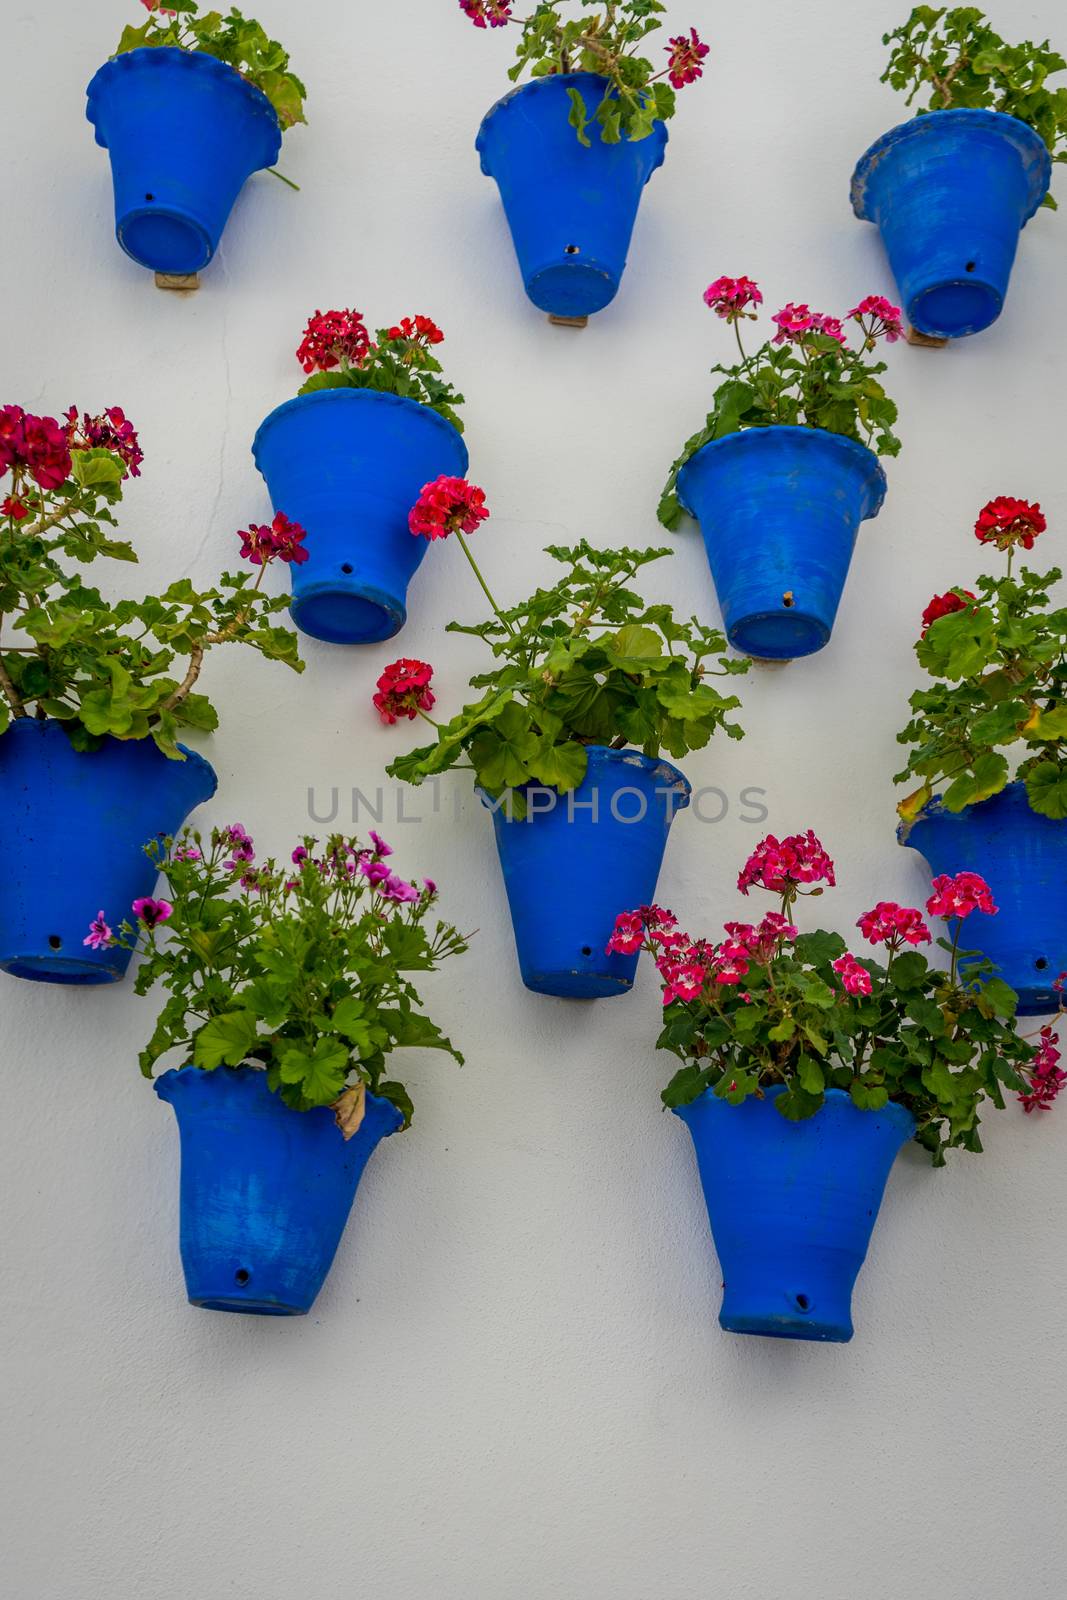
[3,2,1067,1596]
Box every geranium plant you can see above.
[896,496,1067,820]
[0,402,302,755]
[377,481,748,806]
[458,1,709,144]
[93,824,467,1130]
[115,1,306,133]
[658,278,903,528]
[294,309,465,433]
[882,6,1067,205]
[612,830,1063,1164]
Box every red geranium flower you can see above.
[921,590,975,635]
[296,309,371,374]
[974,496,1046,551]
[64,404,143,479]
[665,27,709,89]
[386,315,445,346]
[237,511,309,566]
[0,404,72,491]
[374,659,435,725]
[458,0,512,26]
[409,477,489,541]
[738,831,835,897]
[925,872,997,921]
[703,275,762,322]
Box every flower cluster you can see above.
[458,0,512,26]
[296,308,371,374]
[857,901,931,948]
[374,658,435,725]
[606,905,800,1005]
[703,275,762,321]
[772,304,846,346]
[737,830,835,901]
[0,404,72,492]
[237,510,309,567]
[974,495,1046,552]
[925,871,997,920]
[1020,1025,1067,1113]
[832,952,872,997]
[83,894,173,949]
[409,476,489,542]
[665,28,709,89]
[64,405,143,478]
[387,315,445,346]
[846,294,905,345]
[921,589,974,634]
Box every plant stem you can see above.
[455,530,513,632]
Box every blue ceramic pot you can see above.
[476,72,668,318]
[901,783,1067,1015]
[676,426,886,659]
[156,1066,404,1315]
[253,388,468,644]
[0,719,216,985]
[675,1087,915,1342]
[86,47,282,275]
[484,745,690,999]
[851,109,1051,339]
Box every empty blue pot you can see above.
[484,745,690,999]
[676,426,886,659]
[156,1066,403,1315]
[675,1087,915,1342]
[86,46,282,274]
[253,388,468,644]
[476,72,668,318]
[0,719,216,985]
[851,109,1051,339]
[902,783,1067,1015]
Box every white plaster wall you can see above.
[3,1,1067,1595]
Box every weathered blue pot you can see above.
[484,745,690,999]
[155,1066,404,1315]
[902,782,1067,1015]
[476,72,668,318]
[676,426,887,659]
[0,719,216,985]
[86,47,282,274]
[675,1086,915,1342]
[851,109,1051,339]
[253,388,468,644]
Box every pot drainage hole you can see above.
[235,1269,251,1286]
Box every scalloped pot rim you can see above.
[251,386,469,473]
[476,70,669,176]
[896,779,1043,844]
[673,1082,918,1137]
[153,1063,405,1134]
[850,108,1052,225]
[477,744,692,809]
[86,46,282,164]
[676,424,888,522]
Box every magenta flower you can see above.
[83,910,112,950]
[811,313,847,345]
[847,294,904,344]
[458,0,512,26]
[771,303,816,344]
[665,27,709,89]
[132,897,173,928]
[832,953,872,997]
[737,831,835,898]
[379,872,420,904]
[926,872,998,921]
[368,830,393,858]
[409,477,489,542]
[291,845,309,865]
[703,275,762,322]
[171,846,201,862]
[1020,1027,1066,1113]
[857,902,931,949]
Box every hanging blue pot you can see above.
[476,72,668,318]
[156,1066,403,1315]
[675,1086,915,1342]
[86,47,282,274]
[676,426,886,660]
[901,783,1067,1015]
[851,109,1051,339]
[253,388,468,645]
[483,745,690,999]
[0,719,216,985]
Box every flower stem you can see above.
[455,530,513,632]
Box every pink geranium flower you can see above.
[83,911,112,950]
[858,902,931,949]
[409,477,489,542]
[132,897,173,928]
[703,275,762,322]
[832,952,872,997]
[925,872,998,921]
[665,28,709,89]
[737,831,835,898]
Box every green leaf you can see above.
[1026,761,1067,819]
[193,1010,259,1070]
[278,1037,351,1107]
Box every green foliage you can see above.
[658,319,900,529]
[124,830,468,1126]
[499,2,686,144]
[298,326,465,435]
[896,566,1067,821]
[655,906,1038,1166]
[0,437,302,759]
[882,7,1067,205]
[114,1,307,130]
[387,540,748,805]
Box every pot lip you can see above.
[154,1063,405,1131]
[476,68,669,171]
[897,778,1038,843]
[86,46,282,164]
[0,716,218,795]
[851,108,1052,224]
[252,386,469,473]
[477,743,692,809]
[676,424,887,521]
[675,1081,917,1135]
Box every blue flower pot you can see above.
[0,719,216,985]
[476,73,668,318]
[253,388,468,645]
[676,426,886,660]
[86,47,282,274]
[851,109,1051,339]
[155,1066,404,1315]
[484,745,690,999]
[675,1087,915,1342]
[901,783,1067,1015]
